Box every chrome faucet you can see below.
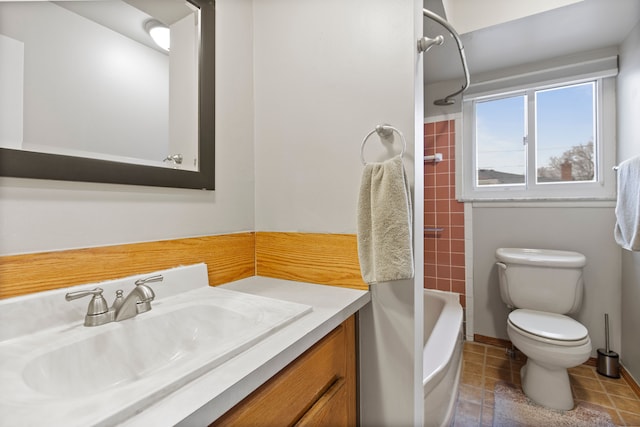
[114,275,160,321]
[65,275,163,326]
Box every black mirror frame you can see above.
[0,0,215,190]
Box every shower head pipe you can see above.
[423,8,470,106]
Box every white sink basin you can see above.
[0,265,312,426]
[24,302,291,398]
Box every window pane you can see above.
[475,95,526,186]
[535,82,595,183]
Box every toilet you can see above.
[496,248,592,411]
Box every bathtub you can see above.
[423,289,464,427]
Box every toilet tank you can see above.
[496,248,586,314]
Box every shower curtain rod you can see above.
[422,8,470,106]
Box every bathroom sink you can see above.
[0,266,312,426]
[23,302,289,398]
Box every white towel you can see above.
[357,155,414,284]
[614,155,640,251]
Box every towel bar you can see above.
[424,153,443,163]
[424,227,444,232]
[360,125,406,166]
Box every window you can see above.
[475,94,526,186]
[461,78,616,201]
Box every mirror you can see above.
[0,0,215,190]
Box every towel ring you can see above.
[360,125,407,166]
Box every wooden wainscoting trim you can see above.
[0,233,255,299]
[255,232,367,291]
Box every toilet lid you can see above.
[509,309,589,341]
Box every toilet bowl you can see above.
[507,309,591,410]
[496,248,592,411]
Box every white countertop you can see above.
[120,276,370,427]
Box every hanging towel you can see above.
[614,155,640,251]
[357,155,414,284]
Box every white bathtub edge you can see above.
[423,289,464,427]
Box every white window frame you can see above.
[460,77,617,201]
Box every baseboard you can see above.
[621,366,640,399]
[472,333,640,399]
[473,334,511,349]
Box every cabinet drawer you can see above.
[296,377,347,427]
[211,318,353,427]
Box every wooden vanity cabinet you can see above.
[211,316,356,427]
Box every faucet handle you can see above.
[135,275,163,286]
[65,287,109,315]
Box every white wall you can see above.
[252,0,424,424]
[254,0,419,234]
[617,20,640,383]
[471,204,621,357]
[0,34,23,149]
[0,0,255,255]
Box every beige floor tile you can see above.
[485,355,510,370]
[463,361,484,379]
[463,359,484,371]
[568,365,599,379]
[484,365,512,382]
[601,380,639,400]
[485,346,508,359]
[458,383,483,404]
[461,371,484,389]
[619,409,640,426]
[463,350,485,366]
[600,406,624,426]
[570,374,605,392]
[464,342,486,355]
[483,375,500,392]
[612,395,640,414]
[599,374,626,385]
[510,365,523,382]
[510,358,526,369]
[573,388,615,408]
[453,341,640,427]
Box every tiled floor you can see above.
[452,341,640,426]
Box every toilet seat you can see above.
[508,309,589,347]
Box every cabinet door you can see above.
[295,377,348,426]
[211,316,356,427]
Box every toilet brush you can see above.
[597,313,620,378]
